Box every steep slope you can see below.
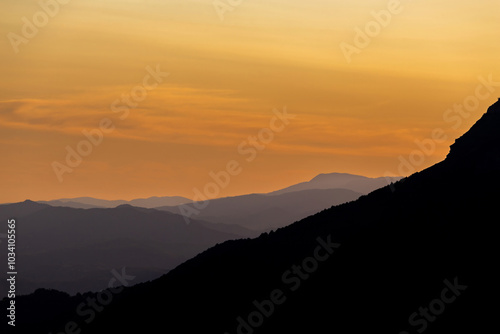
[447,98,500,162]
[4,100,499,334]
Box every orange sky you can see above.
[0,0,499,203]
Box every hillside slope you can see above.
[4,99,499,334]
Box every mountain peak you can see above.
[116,204,135,209]
[310,172,364,182]
[446,98,500,162]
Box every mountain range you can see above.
[3,100,499,333]
[157,188,363,230]
[0,173,397,297]
[38,196,192,209]
[0,202,254,297]
[37,173,401,231]
[37,173,401,210]
[267,172,399,195]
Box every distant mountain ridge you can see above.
[157,188,362,230]
[38,196,192,209]
[0,201,256,297]
[1,172,400,295]
[6,99,498,334]
[32,173,399,210]
[267,172,402,195]
[32,173,398,232]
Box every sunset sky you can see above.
[1,0,499,203]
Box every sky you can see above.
[0,0,499,203]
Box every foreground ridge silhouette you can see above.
[2,100,499,334]
[447,98,500,162]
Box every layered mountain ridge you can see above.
[2,99,499,334]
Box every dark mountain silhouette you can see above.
[447,98,500,162]
[35,174,394,233]
[157,188,362,230]
[38,195,192,209]
[36,173,395,219]
[0,202,255,297]
[267,173,402,195]
[3,99,499,334]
